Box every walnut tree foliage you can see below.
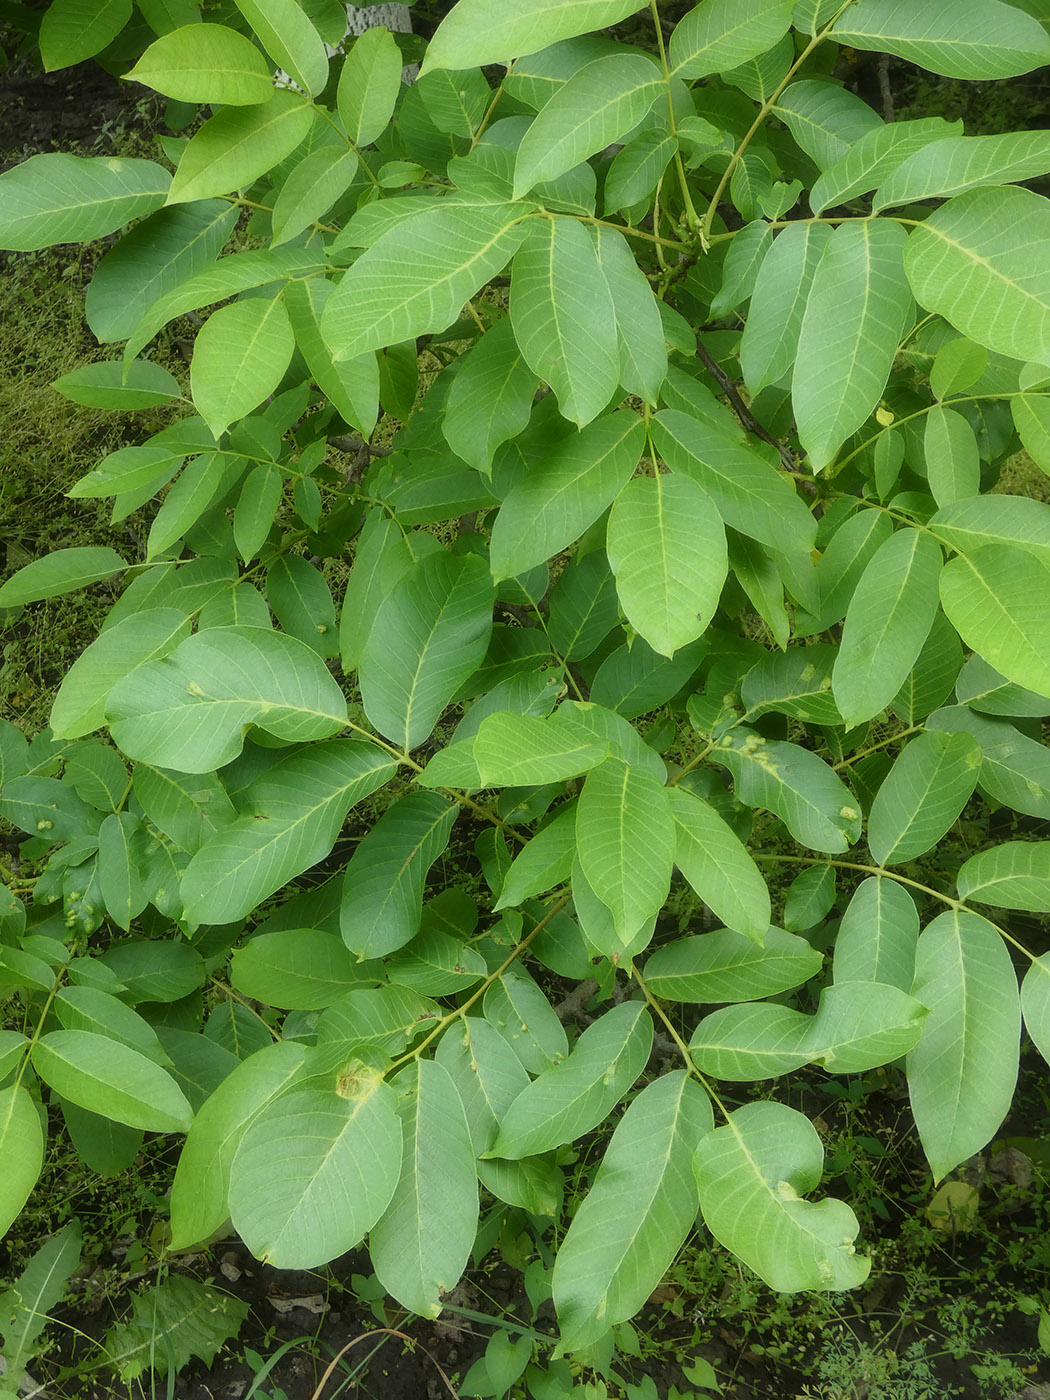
[4,0,1050,1377]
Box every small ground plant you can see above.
[3,0,1050,1394]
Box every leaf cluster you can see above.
[3,0,1050,1382]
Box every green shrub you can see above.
[3,0,1050,1377]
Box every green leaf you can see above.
[371,1060,478,1319]
[136,0,202,36]
[793,219,913,473]
[340,792,458,958]
[125,23,275,104]
[52,358,182,409]
[1021,954,1050,1069]
[491,411,644,580]
[928,494,1050,568]
[712,219,773,313]
[423,0,649,73]
[167,90,315,205]
[51,609,191,739]
[875,131,1050,211]
[689,1001,813,1080]
[476,1155,563,1218]
[710,730,862,854]
[0,546,127,607]
[572,853,656,960]
[643,927,822,1003]
[604,129,676,214]
[107,626,348,771]
[271,147,359,247]
[388,929,487,997]
[230,1077,402,1268]
[772,80,882,170]
[553,1072,712,1353]
[694,1101,869,1291]
[96,938,204,1003]
[98,813,149,931]
[473,712,607,786]
[169,1041,308,1250]
[804,981,927,1074]
[232,463,282,563]
[0,776,98,843]
[190,296,295,438]
[955,653,1050,720]
[182,742,396,924]
[133,763,235,855]
[103,1274,248,1383]
[0,1086,44,1240]
[930,336,988,400]
[509,216,619,428]
[417,66,492,139]
[591,224,667,405]
[434,1017,530,1154]
[493,805,577,909]
[0,1221,81,1391]
[31,1031,192,1133]
[266,556,338,657]
[923,404,980,507]
[810,118,960,215]
[234,0,328,96]
[783,863,836,932]
[740,644,842,726]
[957,841,1050,912]
[867,730,981,867]
[490,1003,653,1159]
[124,245,324,361]
[740,221,832,395]
[230,928,364,1011]
[1012,392,1050,477]
[55,987,169,1065]
[939,543,1050,699]
[607,472,727,658]
[832,528,943,727]
[513,55,662,197]
[322,202,529,361]
[285,300,376,443]
[668,787,770,943]
[338,24,404,146]
[85,200,238,344]
[145,450,242,558]
[442,319,537,475]
[833,0,1050,78]
[359,551,494,750]
[906,910,1020,1181]
[832,877,918,991]
[903,187,1050,364]
[575,757,675,947]
[40,0,131,69]
[484,968,568,1075]
[340,514,433,671]
[652,410,816,552]
[670,0,795,79]
[546,550,620,661]
[317,985,439,1054]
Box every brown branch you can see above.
[695,339,817,495]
